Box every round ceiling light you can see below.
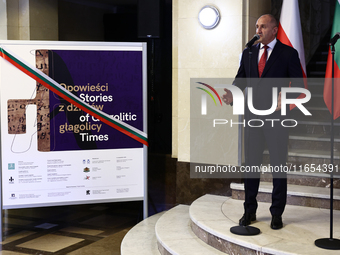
[198,5,220,29]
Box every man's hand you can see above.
[275,92,281,111]
[222,88,233,105]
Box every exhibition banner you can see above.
[0,41,147,209]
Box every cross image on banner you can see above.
[323,0,340,120]
[277,0,307,110]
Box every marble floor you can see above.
[0,153,177,254]
[0,201,143,254]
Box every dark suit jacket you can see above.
[233,39,304,126]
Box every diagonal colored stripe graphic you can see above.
[0,46,148,146]
[196,87,217,105]
[196,82,223,105]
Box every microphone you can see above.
[245,34,260,48]
[329,32,340,45]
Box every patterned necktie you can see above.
[258,45,268,77]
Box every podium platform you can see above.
[121,194,340,255]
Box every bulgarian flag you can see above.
[277,0,307,110]
[323,0,340,119]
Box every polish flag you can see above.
[277,0,307,110]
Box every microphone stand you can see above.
[314,43,340,250]
[230,44,260,236]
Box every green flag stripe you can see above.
[332,0,340,65]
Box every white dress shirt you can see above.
[258,38,277,63]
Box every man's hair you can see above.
[260,14,278,28]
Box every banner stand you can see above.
[1,163,2,241]
[0,41,148,241]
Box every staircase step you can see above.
[291,108,340,123]
[288,133,340,151]
[121,211,164,255]
[155,205,225,255]
[310,60,327,65]
[263,148,340,165]
[258,167,340,188]
[287,148,340,165]
[305,94,326,107]
[306,81,324,94]
[293,121,340,136]
[297,120,340,126]
[190,194,340,255]
[308,51,329,64]
[309,71,326,77]
[289,132,340,141]
[231,182,340,209]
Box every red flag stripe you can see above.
[277,23,307,80]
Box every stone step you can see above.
[306,81,324,94]
[288,133,340,151]
[122,194,340,255]
[190,194,340,255]
[293,109,333,121]
[287,148,340,165]
[289,131,340,141]
[291,111,340,134]
[307,51,329,66]
[263,148,340,165]
[305,93,326,107]
[231,182,340,210]
[293,122,340,136]
[155,205,225,255]
[121,211,164,255]
[309,50,329,60]
[309,71,326,77]
[257,167,340,188]
[291,108,340,124]
[309,60,327,66]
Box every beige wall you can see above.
[29,0,58,40]
[0,0,7,39]
[172,0,271,162]
[4,0,58,40]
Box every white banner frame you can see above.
[0,41,148,241]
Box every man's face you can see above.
[256,15,278,45]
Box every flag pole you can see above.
[315,43,340,250]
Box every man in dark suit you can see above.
[222,14,304,229]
